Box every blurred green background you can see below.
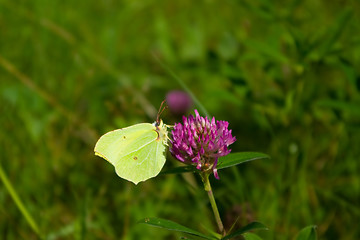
[1,0,359,239]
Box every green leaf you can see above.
[217,152,270,170]
[221,222,268,240]
[138,217,216,240]
[243,232,264,240]
[162,152,269,175]
[295,225,317,240]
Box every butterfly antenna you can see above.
[156,100,167,124]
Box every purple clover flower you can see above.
[169,110,236,179]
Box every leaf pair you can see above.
[138,217,267,240]
[138,218,317,240]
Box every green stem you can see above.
[201,172,225,236]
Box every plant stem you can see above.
[201,172,225,236]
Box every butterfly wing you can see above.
[94,123,166,184]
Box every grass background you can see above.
[0,0,359,239]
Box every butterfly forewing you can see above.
[95,123,155,161]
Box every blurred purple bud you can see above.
[166,90,193,115]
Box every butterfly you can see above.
[94,102,169,185]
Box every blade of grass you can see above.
[0,164,42,237]
[318,8,352,58]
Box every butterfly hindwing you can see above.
[115,136,166,184]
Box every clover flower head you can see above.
[169,110,236,179]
